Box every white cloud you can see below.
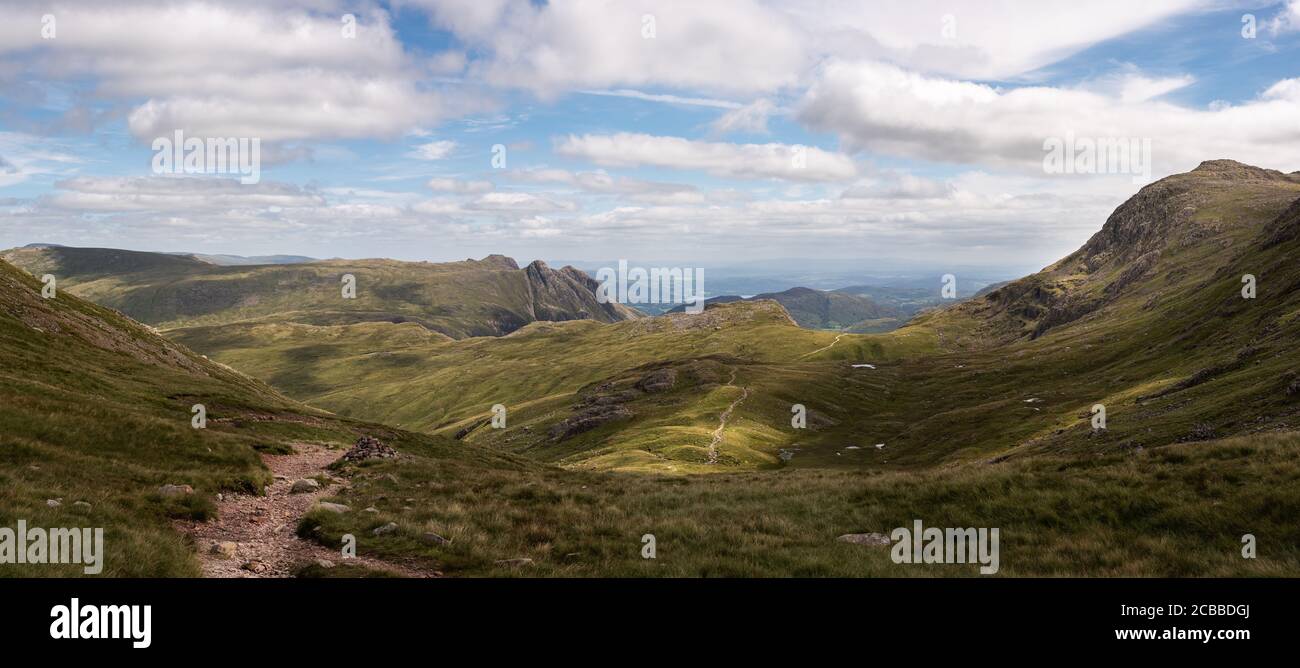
[507,167,699,200]
[1265,0,1300,35]
[400,0,1207,99]
[842,172,955,200]
[42,176,325,212]
[464,192,577,213]
[710,99,777,136]
[555,133,857,182]
[410,141,459,160]
[427,177,493,193]
[1,1,487,142]
[797,60,1300,176]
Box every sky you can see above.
[2,0,1300,270]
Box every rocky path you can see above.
[707,370,750,465]
[799,332,845,359]
[181,442,430,578]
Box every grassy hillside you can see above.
[301,430,1300,576]
[12,254,1295,577]
[146,161,1300,476]
[1,246,641,338]
[0,258,521,576]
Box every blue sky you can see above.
[2,0,1300,270]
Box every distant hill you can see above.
[181,253,317,266]
[0,246,642,339]
[669,286,902,330]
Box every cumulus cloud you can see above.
[1264,0,1300,35]
[842,172,955,200]
[0,1,486,142]
[399,0,1204,98]
[555,133,857,182]
[797,60,1300,176]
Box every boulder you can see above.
[314,501,351,514]
[372,522,399,536]
[210,542,238,559]
[157,484,193,498]
[290,478,321,494]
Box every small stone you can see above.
[372,522,399,536]
[837,533,891,546]
[421,532,450,546]
[314,502,351,514]
[495,558,534,568]
[242,560,268,574]
[290,479,321,494]
[363,506,380,514]
[210,542,238,559]
[46,499,61,508]
[216,493,224,502]
[73,501,92,510]
[316,559,334,569]
[157,484,193,498]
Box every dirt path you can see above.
[707,370,750,465]
[799,332,845,359]
[182,442,430,578]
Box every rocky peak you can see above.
[477,254,520,270]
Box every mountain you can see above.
[6,159,1300,576]
[142,160,1300,474]
[918,160,1300,346]
[181,253,317,266]
[668,286,902,331]
[0,246,642,338]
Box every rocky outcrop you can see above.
[933,160,1300,344]
[522,260,643,324]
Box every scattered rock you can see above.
[46,499,61,508]
[290,478,321,494]
[837,533,892,546]
[73,501,92,510]
[635,368,678,393]
[421,532,450,546]
[314,501,351,514]
[210,542,238,559]
[157,484,193,498]
[372,522,399,536]
[242,560,269,574]
[495,558,534,568]
[548,404,634,441]
[363,506,380,514]
[341,436,399,462]
[316,559,334,569]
